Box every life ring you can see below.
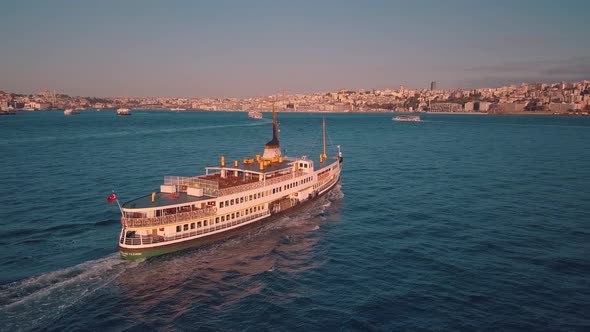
[294,192,298,197]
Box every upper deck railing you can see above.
[122,206,217,228]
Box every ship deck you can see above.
[124,159,298,210]
[199,173,260,189]
[207,159,295,175]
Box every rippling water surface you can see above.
[1,111,589,330]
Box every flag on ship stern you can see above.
[107,192,117,203]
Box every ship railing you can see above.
[122,207,217,228]
[218,180,265,196]
[124,211,271,246]
[164,176,220,196]
[264,170,305,187]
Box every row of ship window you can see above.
[175,205,265,232]
[218,176,314,208]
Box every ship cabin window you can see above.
[190,223,195,229]
[249,195,253,200]
[215,217,219,223]
[183,224,188,231]
[240,197,244,203]
[204,220,208,226]
[220,201,224,208]
[250,207,253,213]
[221,216,225,222]
[245,209,248,215]
[226,214,230,220]
[231,213,235,219]
[257,193,261,199]
[197,221,202,228]
[231,199,234,205]
[176,226,181,232]
[225,200,229,206]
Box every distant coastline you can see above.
[2,80,589,116]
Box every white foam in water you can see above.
[0,254,138,330]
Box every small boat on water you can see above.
[248,111,263,119]
[392,115,421,122]
[64,109,80,115]
[117,108,132,116]
[113,106,343,259]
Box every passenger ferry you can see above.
[117,108,132,116]
[392,115,421,122]
[64,108,80,115]
[116,108,343,259]
[248,111,263,119]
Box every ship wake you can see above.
[0,254,139,331]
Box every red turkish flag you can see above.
[107,193,117,203]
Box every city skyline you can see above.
[1,0,589,98]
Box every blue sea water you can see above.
[0,111,589,331]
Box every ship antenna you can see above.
[322,117,327,160]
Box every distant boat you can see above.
[117,108,132,116]
[392,115,421,122]
[248,111,263,119]
[64,108,80,115]
[171,107,186,112]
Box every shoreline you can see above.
[8,109,590,116]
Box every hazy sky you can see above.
[1,0,589,97]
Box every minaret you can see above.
[262,102,281,158]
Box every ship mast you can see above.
[322,118,326,157]
[272,101,278,140]
[321,118,327,162]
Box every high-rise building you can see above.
[430,81,437,91]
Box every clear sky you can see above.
[1,0,588,97]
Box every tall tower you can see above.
[430,81,437,91]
